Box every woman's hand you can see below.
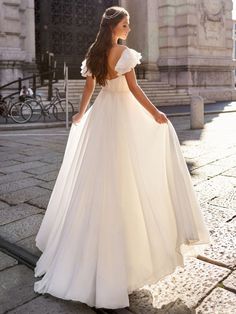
[153,110,168,124]
[72,112,83,124]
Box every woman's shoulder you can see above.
[109,44,128,58]
[109,45,140,63]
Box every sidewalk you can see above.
[0,111,235,313]
[1,101,236,131]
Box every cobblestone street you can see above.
[0,112,235,313]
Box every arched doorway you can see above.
[35,0,118,79]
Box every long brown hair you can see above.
[85,6,129,86]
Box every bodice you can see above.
[101,75,130,93]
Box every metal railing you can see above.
[0,69,57,102]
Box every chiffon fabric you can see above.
[34,47,211,309]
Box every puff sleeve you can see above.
[80,59,92,77]
[115,47,142,75]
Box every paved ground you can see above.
[0,111,235,313]
[1,101,236,130]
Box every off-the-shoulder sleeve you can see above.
[115,47,142,75]
[80,59,92,77]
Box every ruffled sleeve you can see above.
[80,59,92,77]
[115,47,142,75]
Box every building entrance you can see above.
[35,0,118,79]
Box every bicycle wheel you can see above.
[24,99,43,121]
[9,102,32,123]
[53,99,75,121]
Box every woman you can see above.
[34,6,211,310]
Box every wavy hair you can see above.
[84,6,129,86]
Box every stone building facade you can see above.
[155,0,236,102]
[0,0,36,84]
[0,0,236,102]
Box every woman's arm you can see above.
[125,69,168,124]
[72,76,96,123]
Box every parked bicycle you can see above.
[24,88,74,122]
[0,95,33,124]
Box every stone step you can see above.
[64,95,191,101]
[38,90,183,97]
[142,91,189,95]
[52,84,175,90]
[63,91,190,97]
[47,88,177,94]
[63,84,174,89]
[149,95,191,100]
[156,100,191,105]
[33,79,191,107]
[38,88,187,96]
[53,81,173,87]
[38,94,191,101]
[48,78,173,85]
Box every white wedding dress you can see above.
[34,47,211,309]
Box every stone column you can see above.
[23,0,36,66]
[146,0,160,80]
[157,0,236,102]
[0,0,36,86]
[120,0,160,80]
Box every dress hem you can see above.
[33,239,210,309]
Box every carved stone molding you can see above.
[200,0,225,24]
[199,0,225,40]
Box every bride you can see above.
[34,6,211,310]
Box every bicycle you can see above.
[24,88,75,122]
[0,95,33,124]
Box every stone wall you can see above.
[120,0,160,80]
[0,0,36,86]
[157,0,236,102]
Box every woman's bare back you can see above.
[106,45,127,80]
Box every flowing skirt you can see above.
[34,89,211,309]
